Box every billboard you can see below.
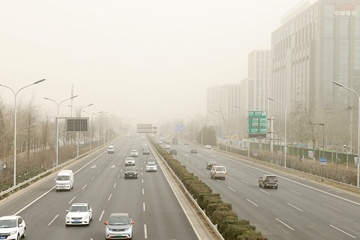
[66,118,89,131]
[137,124,154,133]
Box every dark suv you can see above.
[259,175,278,189]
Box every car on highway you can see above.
[164,144,171,149]
[0,215,26,239]
[146,162,158,172]
[124,166,138,179]
[125,157,136,166]
[146,157,156,164]
[206,160,218,170]
[210,165,227,180]
[130,149,138,157]
[65,203,93,226]
[104,213,134,240]
[108,145,115,154]
[204,145,212,149]
[190,149,197,154]
[170,149,177,155]
[258,174,278,189]
[143,148,150,155]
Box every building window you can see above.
[324,18,334,38]
[339,18,349,38]
[324,5,335,18]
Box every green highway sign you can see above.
[248,111,267,138]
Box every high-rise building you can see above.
[207,84,241,136]
[270,0,360,148]
[247,50,271,112]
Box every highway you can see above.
[0,136,201,239]
[171,140,360,240]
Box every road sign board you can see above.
[66,118,88,131]
[320,157,326,165]
[248,111,267,138]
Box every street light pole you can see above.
[69,103,94,157]
[333,81,360,187]
[44,95,78,167]
[267,97,299,168]
[0,79,46,187]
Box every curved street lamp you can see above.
[267,97,299,168]
[44,95,78,167]
[0,79,46,187]
[69,103,94,157]
[333,81,360,188]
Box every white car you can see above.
[146,162,158,172]
[104,213,134,240]
[210,165,227,180]
[0,215,26,239]
[204,145,212,149]
[108,145,115,154]
[125,157,136,166]
[130,150,138,157]
[65,203,93,226]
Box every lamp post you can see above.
[333,81,360,187]
[319,123,325,157]
[44,95,78,167]
[0,79,46,187]
[267,97,299,168]
[235,106,241,138]
[69,103,94,157]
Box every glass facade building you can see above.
[270,0,360,149]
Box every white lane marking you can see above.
[14,187,55,215]
[287,203,303,211]
[111,165,116,168]
[142,179,144,184]
[276,218,294,231]
[69,197,76,204]
[242,179,249,184]
[108,194,112,201]
[144,224,148,239]
[247,199,258,207]
[330,224,356,238]
[228,186,236,192]
[142,188,145,195]
[48,214,58,225]
[322,203,341,211]
[143,202,146,211]
[82,185,87,190]
[113,183,117,188]
[260,189,271,195]
[91,176,95,180]
[99,210,105,221]
[90,165,96,168]
[290,189,301,195]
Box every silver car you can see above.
[104,213,134,240]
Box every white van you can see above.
[55,170,74,191]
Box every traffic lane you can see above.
[176,149,360,239]
[141,161,199,240]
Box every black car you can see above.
[190,149,197,154]
[124,166,138,179]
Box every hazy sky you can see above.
[0,0,304,126]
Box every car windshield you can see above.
[266,176,277,180]
[69,205,88,212]
[0,219,16,228]
[109,216,130,225]
[147,162,156,166]
[216,167,226,171]
[56,175,69,180]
